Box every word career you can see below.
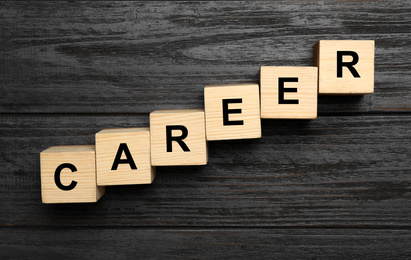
[40,40,375,203]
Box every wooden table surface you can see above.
[1,1,410,259]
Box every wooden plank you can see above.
[0,114,410,227]
[1,228,411,259]
[1,1,410,113]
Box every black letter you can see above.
[166,125,190,152]
[222,98,244,126]
[111,143,137,170]
[278,77,299,104]
[54,163,77,191]
[337,51,360,78]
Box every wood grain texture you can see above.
[1,114,410,227]
[0,1,410,113]
[1,228,411,259]
[1,1,410,257]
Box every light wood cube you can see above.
[313,40,375,95]
[204,83,261,141]
[150,109,208,166]
[260,66,318,119]
[95,127,155,186]
[40,145,105,204]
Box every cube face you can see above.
[260,66,318,119]
[96,127,155,186]
[204,84,261,141]
[40,145,105,204]
[314,40,374,95]
[150,109,208,166]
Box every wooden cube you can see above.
[204,83,261,141]
[95,127,155,186]
[260,66,318,119]
[313,40,374,95]
[150,109,208,166]
[40,145,105,204]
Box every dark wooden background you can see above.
[1,1,410,259]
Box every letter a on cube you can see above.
[204,83,261,141]
[40,145,105,204]
[95,127,155,186]
[150,109,208,166]
[260,66,318,119]
[313,40,374,95]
